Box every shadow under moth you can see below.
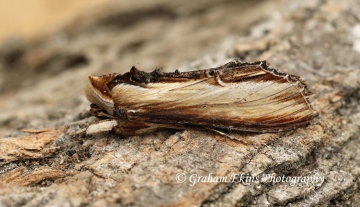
[85,59,316,136]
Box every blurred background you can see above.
[0,0,109,42]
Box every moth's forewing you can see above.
[108,61,316,132]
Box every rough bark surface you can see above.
[0,0,359,206]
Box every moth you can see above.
[85,59,316,136]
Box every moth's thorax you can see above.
[86,74,118,115]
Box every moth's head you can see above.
[86,74,118,115]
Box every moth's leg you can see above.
[90,104,114,119]
[86,119,118,135]
[65,104,116,135]
[64,116,99,135]
[64,119,118,135]
[113,121,164,136]
[206,128,249,145]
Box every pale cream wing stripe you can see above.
[111,77,311,125]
